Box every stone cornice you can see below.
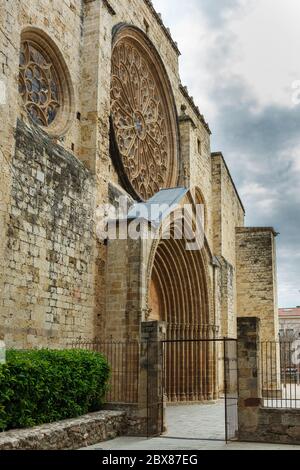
[143,0,181,56]
[212,151,245,214]
[178,114,197,129]
[84,2,180,53]
[236,227,279,237]
[179,84,211,134]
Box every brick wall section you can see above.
[236,228,279,342]
[1,120,96,348]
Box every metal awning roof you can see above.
[127,187,188,225]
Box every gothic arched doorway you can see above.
[147,211,217,402]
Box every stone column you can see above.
[139,321,166,436]
[237,317,262,439]
[105,219,143,340]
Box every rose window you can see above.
[110,28,179,201]
[19,40,60,127]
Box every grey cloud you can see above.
[197,0,245,26]
[209,78,300,306]
[154,0,300,306]
[211,80,300,173]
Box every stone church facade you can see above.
[0,0,279,362]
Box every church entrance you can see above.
[146,337,238,442]
[103,187,238,440]
[147,216,220,404]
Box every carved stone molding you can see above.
[110,26,179,201]
[18,28,74,137]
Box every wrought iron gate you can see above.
[71,337,239,441]
[160,338,238,442]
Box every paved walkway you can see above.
[84,402,300,451]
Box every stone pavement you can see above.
[83,402,300,451]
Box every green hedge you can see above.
[0,349,110,431]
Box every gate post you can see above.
[237,317,262,439]
[140,321,166,437]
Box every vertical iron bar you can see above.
[146,340,149,438]
[280,342,283,409]
[266,342,269,406]
[289,341,292,409]
[261,341,264,407]
[223,338,228,444]
[161,340,164,434]
[271,341,274,408]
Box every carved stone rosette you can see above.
[110,26,179,201]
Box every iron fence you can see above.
[163,324,220,402]
[70,339,140,404]
[261,341,300,408]
[166,323,220,340]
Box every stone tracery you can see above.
[110,28,178,201]
[19,40,60,127]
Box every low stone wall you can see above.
[237,318,300,446]
[0,411,127,450]
[103,404,148,437]
[240,408,300,445]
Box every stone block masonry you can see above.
[237,317,300,445]
[1,120,97,348]
[0,411,127,450]
[236,228,279,342]
[0,0,281,407]
[256,408,300,445]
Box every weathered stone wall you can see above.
[105,221,143,341]
[211,153,245,338]
[0,410,127,450]
[2,120,96,348]
[237,317,300,446]
[0,0,90,347]
[0,0,279,353]
[237,317,262,438]
[0,0,83,156]
[254,408,300,445]
[236,228,279,342]
[95,0,214,249]
[1,0,217,347]
[211,152,245,265]
[218,257,235,338]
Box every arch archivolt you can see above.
[140,187,217,402]
[144,187,214,339]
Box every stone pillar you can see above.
[236,228,279,342]
[105,220,143,340]
[237,317,262,439]
[139,321,166,436]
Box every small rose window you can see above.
[19,40,61,127]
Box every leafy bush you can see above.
[0,349,110,431]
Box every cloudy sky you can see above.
[152,0,300,308]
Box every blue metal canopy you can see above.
[127,187,188,225]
